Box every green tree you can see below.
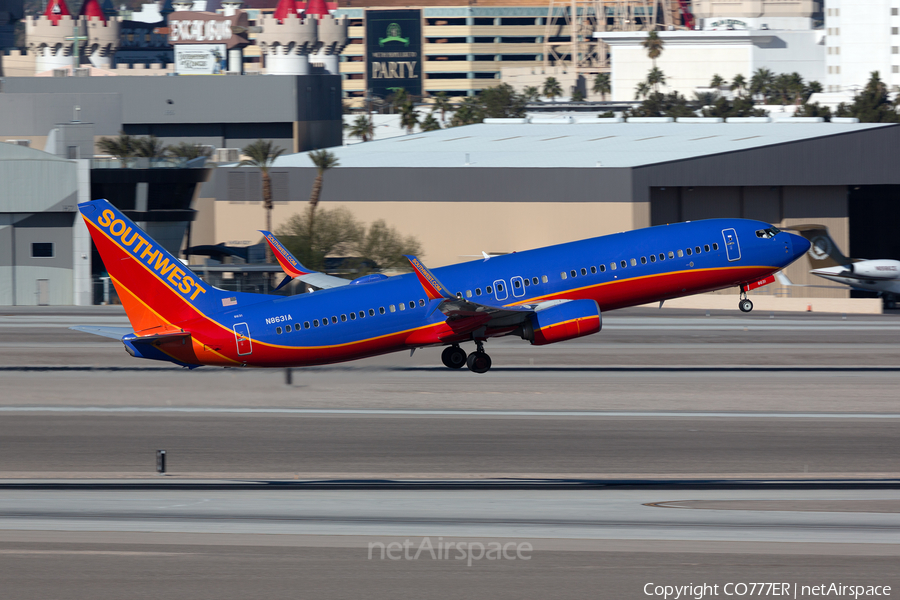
[166,142,212,160]
[592,72,611,100]
[240,140,286,263]
[628,91,696,118]
[750,68,775,102]
[399,100,419,134]
[522,86,541,102]
[836,72,900,122]
[133,135,167,159]
[97,131,136,162]
[420,112,442,132]
[647,67,666,93]
[709,74,726,89]
[276,207,422,274]
[634,81,651,100]
[449,99,481,127]
[347,115,375,142]
[795,102,832,120]
[803,80,823,103]
[701,96,768,118]
[571,89,585,102]
[542,77,563,101]
[641,30,664,66]
[480,83,527,118]
[307,149,340,239]
[388,88,409,112]
[730,74,747,96]
[431,91,454,123]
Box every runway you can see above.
[1,307,899,597]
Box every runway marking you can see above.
[1,407,899,418]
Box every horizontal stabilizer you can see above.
[70,326,134,340]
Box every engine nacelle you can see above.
[849,260,900,280]
[520,299,601,346]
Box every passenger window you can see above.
[322,317,328,326]
[570,270,577,278]
[599,264,606,272]
[285,325,292,332]
[379,307,385,314]
[668,251,675,259]
[304,321,310,329]
[514,279,521,288]
[561,272,567,280]
[369,309,375,316]
[580,268,586,276]
[611,262,617,270]
[486,286,493,293]
[332,316,338,324]
[389,305,396,313]
[695,246,702,254]
[649,255,656,263]
[640,257,647,264]
[419,300,425,306]
[475,288,482,296]
[630,258,637,266]
[466,290,472,298]
[456,292,462,299]
[704,245,710,252]
[410,301,416,309]
[686,248,692,256]
[350,313,356,320]
[497,283,504,292]
[341,314,347,322]
[713,243,719,250]
[590,266,597,274]
[399,303,405,311]
[677,250,684,257]
[659,253,665,261]
[621,260,627,268]
[541,276,548,283]
[295,323,301,330]
[313,319,319,327]
[523,279,530,287]
[532,277,539,285]
[276,326,282,334]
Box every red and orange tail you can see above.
[79,199,230,336]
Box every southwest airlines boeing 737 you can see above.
[74,199,810,373]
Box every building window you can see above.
[31,243,53,258]
[894,47,899,54]
[836,66,841,74]
[893,27,899,35]
[893,8,898,16]
[893,66,900,73]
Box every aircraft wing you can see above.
[70,326,134,340]
[260,230,350,290]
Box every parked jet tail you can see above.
[78,199,257,336]
[788,224,854,269]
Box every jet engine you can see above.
[848,260,900,280]
[519,299,601,346]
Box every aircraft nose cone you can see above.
[788,232,811,263]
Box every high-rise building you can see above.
[824,0,900,93]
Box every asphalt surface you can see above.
[1,306,899,597]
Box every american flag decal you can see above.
[222,297,237,307]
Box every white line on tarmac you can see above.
[0,407,898,418]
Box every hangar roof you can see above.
[273,121,895,169]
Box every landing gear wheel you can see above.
[739,299,753,313]
[466,351,492,374]
[441,345,467,369]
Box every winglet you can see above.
[404,255,453,301]
[259,231,313,278]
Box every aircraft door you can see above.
[722,228,741,262]
[510,276,526,298]
[493,279,508,301]
[233,323,252,356]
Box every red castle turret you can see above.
[274,0,300,22]
[78,0,108,23]
[43,0,71,25]
[304,0,329,18]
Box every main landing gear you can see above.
[738,287,754,313]
[441,343,492,374]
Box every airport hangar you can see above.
[199,117,900,300]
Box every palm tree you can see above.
[133,135,167,159]
[389,88,409,113]
[167,142,212,160]
[97,131,136,163]
[240,139,285,263]
[647,67,666,93]
[786,72,805,104]
[804,80,823,103]
[398,100,418,134]
[641,30,664,67]
[709,74,726,89]
[592,72,611,100]
[730,74,747,96]
[542,77,563,101]
[347,115,375,142]
[522,86,541,102]
[750,67,775,102]
[307,149,340,245]
[420,113,442,132]
[432,91,453,123]
[634,81,651,100]
[571,89,585,102]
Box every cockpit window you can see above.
[756,226,781,239]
